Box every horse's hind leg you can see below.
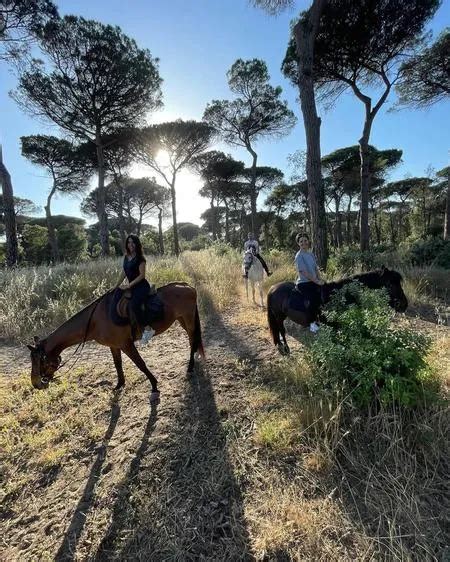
[279,321,290,355]
[110,347,125,390]
[179,314,199,375]
[122,342,160,402]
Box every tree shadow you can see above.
[93,402,159,560]
[55,399,121,561]
[94,269,254,560]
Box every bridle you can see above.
[33,289,113,384]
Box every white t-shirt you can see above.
[244,239,259,253]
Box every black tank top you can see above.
[123,255,145,283]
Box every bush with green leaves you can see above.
[409,237,450,268]
[308,283,437,407]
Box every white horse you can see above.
[244,253,264,307]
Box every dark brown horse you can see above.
[27,282,204,402]
[267,267,408,355]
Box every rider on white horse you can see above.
[242,233,272,279]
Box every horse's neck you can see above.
[43,303,94,357]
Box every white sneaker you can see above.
[309,322,320,334]
[140,327,155,345]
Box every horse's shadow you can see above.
[93,366,252,561]
[55,398,123,561]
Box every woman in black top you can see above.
[114,234,155,344]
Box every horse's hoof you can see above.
[149,391,160,404]
[277,343,287,356]
[114,383,125,392]
[284,344,290,355]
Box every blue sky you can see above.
[0,0,449,228]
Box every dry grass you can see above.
[181,248,241,314]
[1,250,448,560]
[0,370,111,511]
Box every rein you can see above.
[42,289,113,382]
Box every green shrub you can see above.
[409,238,450,269]
[308,283,437,407]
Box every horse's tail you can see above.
[193,304,205,358]
[267,292,281,346]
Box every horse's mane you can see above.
[329,267,402,290]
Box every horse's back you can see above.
[157,282,197,305]
[268,281,295,296]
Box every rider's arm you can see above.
[128,260,146,288]
[296,254,322,284]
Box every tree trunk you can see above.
[158,207,164,255]
[359,117,373,252]
[0,150,18,266]
[170,176,180,255]
[114,175,126,252]
[224,200,230,243]
[334,196,343,247]
[247,146,258,236]
[95,131,109,256]
[444,171,450,240]
[137,209,143,237]
[45,184,59,263]
[370,200,381,245]
[294,0,328,269]
[210,197,217,240]
[346,196,352,244]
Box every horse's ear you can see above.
[33,335,40,344]
[27,345,35,352]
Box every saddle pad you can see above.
[288,288,310,312]
[110,289,165,327]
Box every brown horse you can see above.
[267,267,408,355]
[27,283,204,402]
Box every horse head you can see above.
[27,336,61,390]
[377,266,408,312]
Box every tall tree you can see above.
[21,135,92,262]
[14,15,162,255]
[203,58,296,237]
[396,29,450,109]
[283,0,440,252]
[194,151,246,241]
[0,146,18,265]
[253,1,329,267]
[134,120,214,255]
[436,166,450,240]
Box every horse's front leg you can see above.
[110,347,125,390]
[252,282,256,304]
[122,341,160,403]
[259,283,264,308]
[245,278,249,301]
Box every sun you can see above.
[155,149,170,167]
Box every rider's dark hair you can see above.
[125,234,145,261]
[295,232,310,244]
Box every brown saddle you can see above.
[114,284,158,321]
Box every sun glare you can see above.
[155,149,170,167]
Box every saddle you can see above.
[288,283,322,313]
[110,286,164,327]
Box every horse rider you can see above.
[114,234,155,345]
[294,232,323,333]
[242,232,272,279]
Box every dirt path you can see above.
[0,300,280,561]
[1,302,448,561]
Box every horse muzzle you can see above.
[31,374,49,390]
